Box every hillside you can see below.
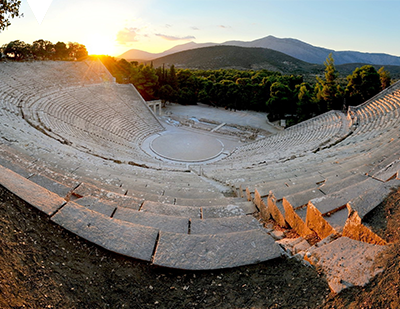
[119,35,400,66]
[118,42,215,61]
[222,36,400,66]
[149,45,323,74]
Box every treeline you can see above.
[98,55,392,125]
[1,40,88,61]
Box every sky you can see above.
[1,0,400,57]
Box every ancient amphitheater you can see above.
[1,59,400,293]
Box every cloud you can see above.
[155,34,196,41]
[218,25,231,29]
[117,27,140,45]
[191,26,200,31]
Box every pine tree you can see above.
[378,66,391,91]
[315,53,343,111]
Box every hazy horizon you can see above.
[1,0,399,57]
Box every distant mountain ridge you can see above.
[119,35,400,66]
[149,45,322,74]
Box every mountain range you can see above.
[119,35,400,66]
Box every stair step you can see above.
[114,207,189,234]
[190,216,262,234]
[153,229,282,270]
[51,201,158,262]
[0,164,65,216]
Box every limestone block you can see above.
[309,178,381,215]
[74,182,127,198]
[276,237,304,253]
[293,239,311,254]
[28,174,72,198]
[202,203,256,218]
[270,230,285,240]
[255,188,269,220]
[0,157,31,178]
[153,229,282,270]
[141,200,201,218]
[282,198,313,238]
[191,216,261,234]
[114,208,189,234]
[305,237,386,294]
[323,208,349,235]
[0,164,65,216]
[51,202,158,262]
[306,202,336,239]
[283,189,324,209]
[76,196,116,217]
[342,208,386,245]
[254,188,263,210]
[372,159,400,182]
[267,192,287,228]
[74,184,142,210]
[319,173,368,195]
[347,179,400,219]
[246,187,253,201]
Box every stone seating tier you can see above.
[1,61,400,273]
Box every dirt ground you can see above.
[0,185,399,309]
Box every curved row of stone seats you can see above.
[27,84,162,144]
[208,110,352,169]
[0,60,114,89]
[0,61,169,167]
[206,81,400,184]
[0,145,281,270]
[236,81,400,244]
[0,142,225,206]
[197,80,400,247]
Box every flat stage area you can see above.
[150,132,224,162]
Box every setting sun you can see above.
[85,34,115,56]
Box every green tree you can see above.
[0,0,22,31]
[296,83,317,121]
[168,64,178,90]
[315,53,343,111]
[54,41,69,59]
[4,40,31,60]
[130,64,158,100]
[378,66,391,91]
[68,42,88,59]
[266,81,293,121]
[159,84,175,103]
[32,39,48,59]
[345,65,381,106]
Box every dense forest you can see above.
[0,39,88,60]
[97,54,392,125]
[0,38,392,125]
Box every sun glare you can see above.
[86,34,115,56]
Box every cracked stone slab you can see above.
[153,229,282,270]
[0,157,31,178]
[28,174,72,198]
[202,202,256,218]
[0,164,65,216]
[305,237,386,294]
[191,216,262,234]
[371,158,400,182]
[309,178,381,215]
[113,208,189,233]
[75,196,117,217]
[51,202,158,262]
[140,201,201,218]
[348,179,400,219]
